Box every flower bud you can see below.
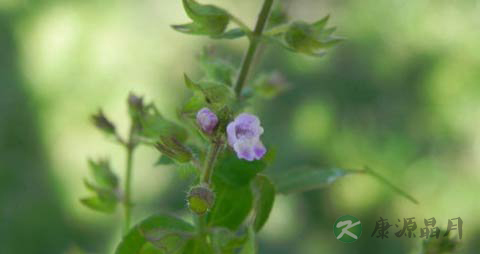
[187,184,215,216]
[91,110,116,135]
[128,92,144,113]
[128,92,145,128]
[196,108,218,134]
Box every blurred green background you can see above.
[1,0,479,253]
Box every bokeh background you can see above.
[1,0,479,253]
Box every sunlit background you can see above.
[1,0,479,253]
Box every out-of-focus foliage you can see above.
[1,0,480,253]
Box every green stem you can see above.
[201,140,223,185]
[234,0,274,98]
[194,0,275,240]
[123,125,136,233]
[364,167,419,205]
[195,141,223,238]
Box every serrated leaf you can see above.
[207,180,253,231]
[80,196,116,214]
[274,167,359,194]
[115,214,195,254]
[173,0,230,37]
[252,175,275,232]
[284,21,324,55]
[88,159,118,189]
[212,149,272,187]
[271,16,343,57]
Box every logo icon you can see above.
[333,215,362,243]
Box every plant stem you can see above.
[364,167,419,205]
[234,0,274,98]
[123,125,136,233]
[201,140,223,185]
[195,0,275,239]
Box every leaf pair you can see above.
[81,159,120,213]
[115,214,252,254]
[172,0,246,39]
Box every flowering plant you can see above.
[81,1,417,253]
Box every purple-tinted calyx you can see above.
[226,113,266,161]
[196,108,218,134]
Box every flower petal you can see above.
[226,121,237,147]
[253,140,267,160]
[233,139,255,161]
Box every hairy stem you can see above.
[201,140,223,185]
[123,125,136,233]
[195,0,275,240]
[234,0,274,98]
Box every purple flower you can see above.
[196,108,218,134]
[226,113,266,161]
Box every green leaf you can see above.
[267,2,289,29]
[213,28,247,40]
[184,74,233,108]
[239,227,257,254]
[270,16,343,57]
[155,155,175,166]
[82,160,119,213]
[312,15,330,32]
[88,159,118,189]
[180,91,206,118]
[284,21,325,55]
[155,137,193,163]
[211,228,247,254]
[182,237,214,254]
[252,175,275,232]
[80,196,116,214]
[198,48,236,86]
[115,214,195,254]
[83,179,118,202]
[173,0,230,37]
[212,149,270,187]
[274,167,360,194]
[207,180,253,231]
[139,107,188,142]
